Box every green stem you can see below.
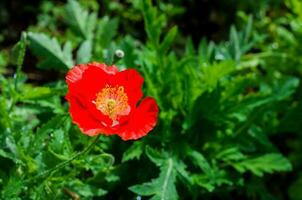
[14,32,27,92]
[25,135,101,183]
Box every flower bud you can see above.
[115,49,124,58]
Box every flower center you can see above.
[95,85,130,120]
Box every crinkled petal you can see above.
[65,63,159,140]
[66,93,115,136]
[67,64,110,99]
[116,97,159,140]
[66,64,116,125]
[66,64,88,84]
[66,63,119,100]
[88,62,119,75]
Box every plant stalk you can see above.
[25,134,101,183]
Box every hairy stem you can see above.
[25,134,101,183]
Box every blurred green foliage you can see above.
[0,0,302,199]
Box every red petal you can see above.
[88,62,119,75]
[65,63,158,140]
[66,64,88,84]
[66,64,115,124]
[66,63,119,100]
[116,97,159,140]
[67,64,110,99]
[66,93,115,136]
[113,69,144,107]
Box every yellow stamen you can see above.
[95,85,129,120]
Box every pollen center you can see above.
[95,85,130,120]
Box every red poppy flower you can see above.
[65,62,159,140]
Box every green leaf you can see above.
[31,115,68,154]
[0,50,8,68]
[11,33,27,92]
[232,153,292,176]
[230,25,241,61]
[120,36,137,67]
[48,129,72,156]
[27,32,74,70]
[122,142,144,162]
[276,26,296,45]
[272,77,299,101]
[198,38,215,63]
[201,60,236,90]
[63,41,73,66]
[188,150,212,176]
[1,175,23,199]
[20,86,52,100]
[140,0,167,46]
[191,174,215,192]
[78,154,114,174]
[187,148,232,191]
[129,158,178,200]
[146,146,166,166]
[11,32,26,69]
[224,77,299,122]
[159,26,178,54]
[185,38,195,55]
[96,17,118,49]
[216,147,246,162]
[243,15,253,43]
[65,0,97,39]
[67,179,107,197]
[76,40,92,64]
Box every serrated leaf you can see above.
[216,147,246,162]
[146,146,166,166]
[129,158,178,200]
[65,0,87,38]
[232,153,292,176]
[27,32,73,70]
[201,60,236,90]
[67,179,107,197]
[225,77,299,122]
[105,174,120,183]
[191,174,215,192]
[122,142,144,162]
[187,148,232,191]
[96,17,118,49]
[76,40,92,64]
[173,159,192,186]
[188,150,212,176]
[31,115,68,153]
[65,0,96,39]
[140,0,167,46]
